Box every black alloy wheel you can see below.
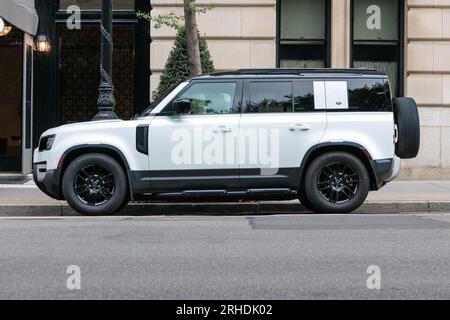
[74,164,116,206]
[317,162,359,204]
[62,153,128,216]
[303,152,370,213]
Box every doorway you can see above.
[56,24,136,123]
[0,28,23,172]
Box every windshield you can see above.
[139,80,186,117]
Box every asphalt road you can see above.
[0,213,449,299]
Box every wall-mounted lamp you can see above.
[0,17,12,37]
[35,33,51,52]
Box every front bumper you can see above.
[33,162,63,200]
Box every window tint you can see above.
[294,81,315,112]
[347,79,389,111]
[246,82,292,113]
[178,82,237,115]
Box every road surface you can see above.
[0,213,449,299]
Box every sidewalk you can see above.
[0,181,450,216]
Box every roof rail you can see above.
[209,68,382,76]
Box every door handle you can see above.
[289,124,310,131]
[214,126,233,133]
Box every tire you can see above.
[393,97,420,159]
[304,152,370,213]
[298,186,314,212]
[114,198,130,214]
[62,153,128,216]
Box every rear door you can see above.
[239,79,327,189]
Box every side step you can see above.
[141,188,297,199]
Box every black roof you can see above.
[195,68,387,79]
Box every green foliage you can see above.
[153,27,214,100]
[136,3,214,31]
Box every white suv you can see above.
[33,69,420,215]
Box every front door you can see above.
[22,34,34,174]
[148,80,242,193]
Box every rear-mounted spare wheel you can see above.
[393,97,420,159]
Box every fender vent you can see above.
[136,125,149,155]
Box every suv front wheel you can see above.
[304,152,370,213]
[62,153,128,216]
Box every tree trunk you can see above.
[184,0,202,76]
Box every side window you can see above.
[176,82,237,115]
[246,81,293,113]
[347,79,389,111]
[293,81,315,112]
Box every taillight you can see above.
[394,124,399,144]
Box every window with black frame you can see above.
[278,0,329,68]
[55,0,150,123]
[351,0,403,96]
[59,0,134,10]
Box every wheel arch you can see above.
[58,144,133,201]
[299,142,379,191]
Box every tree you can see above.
[152,27,214,100]
[137,0,213,78]
[184,0,202,76]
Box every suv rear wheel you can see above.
[304,152,370,213]
[62,153,128,216]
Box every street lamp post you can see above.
[93,0,118,120]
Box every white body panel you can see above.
[325,81,349,109]
[323,112,395,160]
[34,119,151,171]
[239,113,326,170]
[148,114,240,171]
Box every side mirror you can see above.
[173,98,191,115]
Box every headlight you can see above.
[39,135,56,151]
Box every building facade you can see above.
[0,0,151,175]
[150,0,450,180]
[0,0,448,180]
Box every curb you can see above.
[0,201,449,216]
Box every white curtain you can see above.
[280,60,325,68]
[354,61,398,96]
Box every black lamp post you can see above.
[93,0,119,120]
